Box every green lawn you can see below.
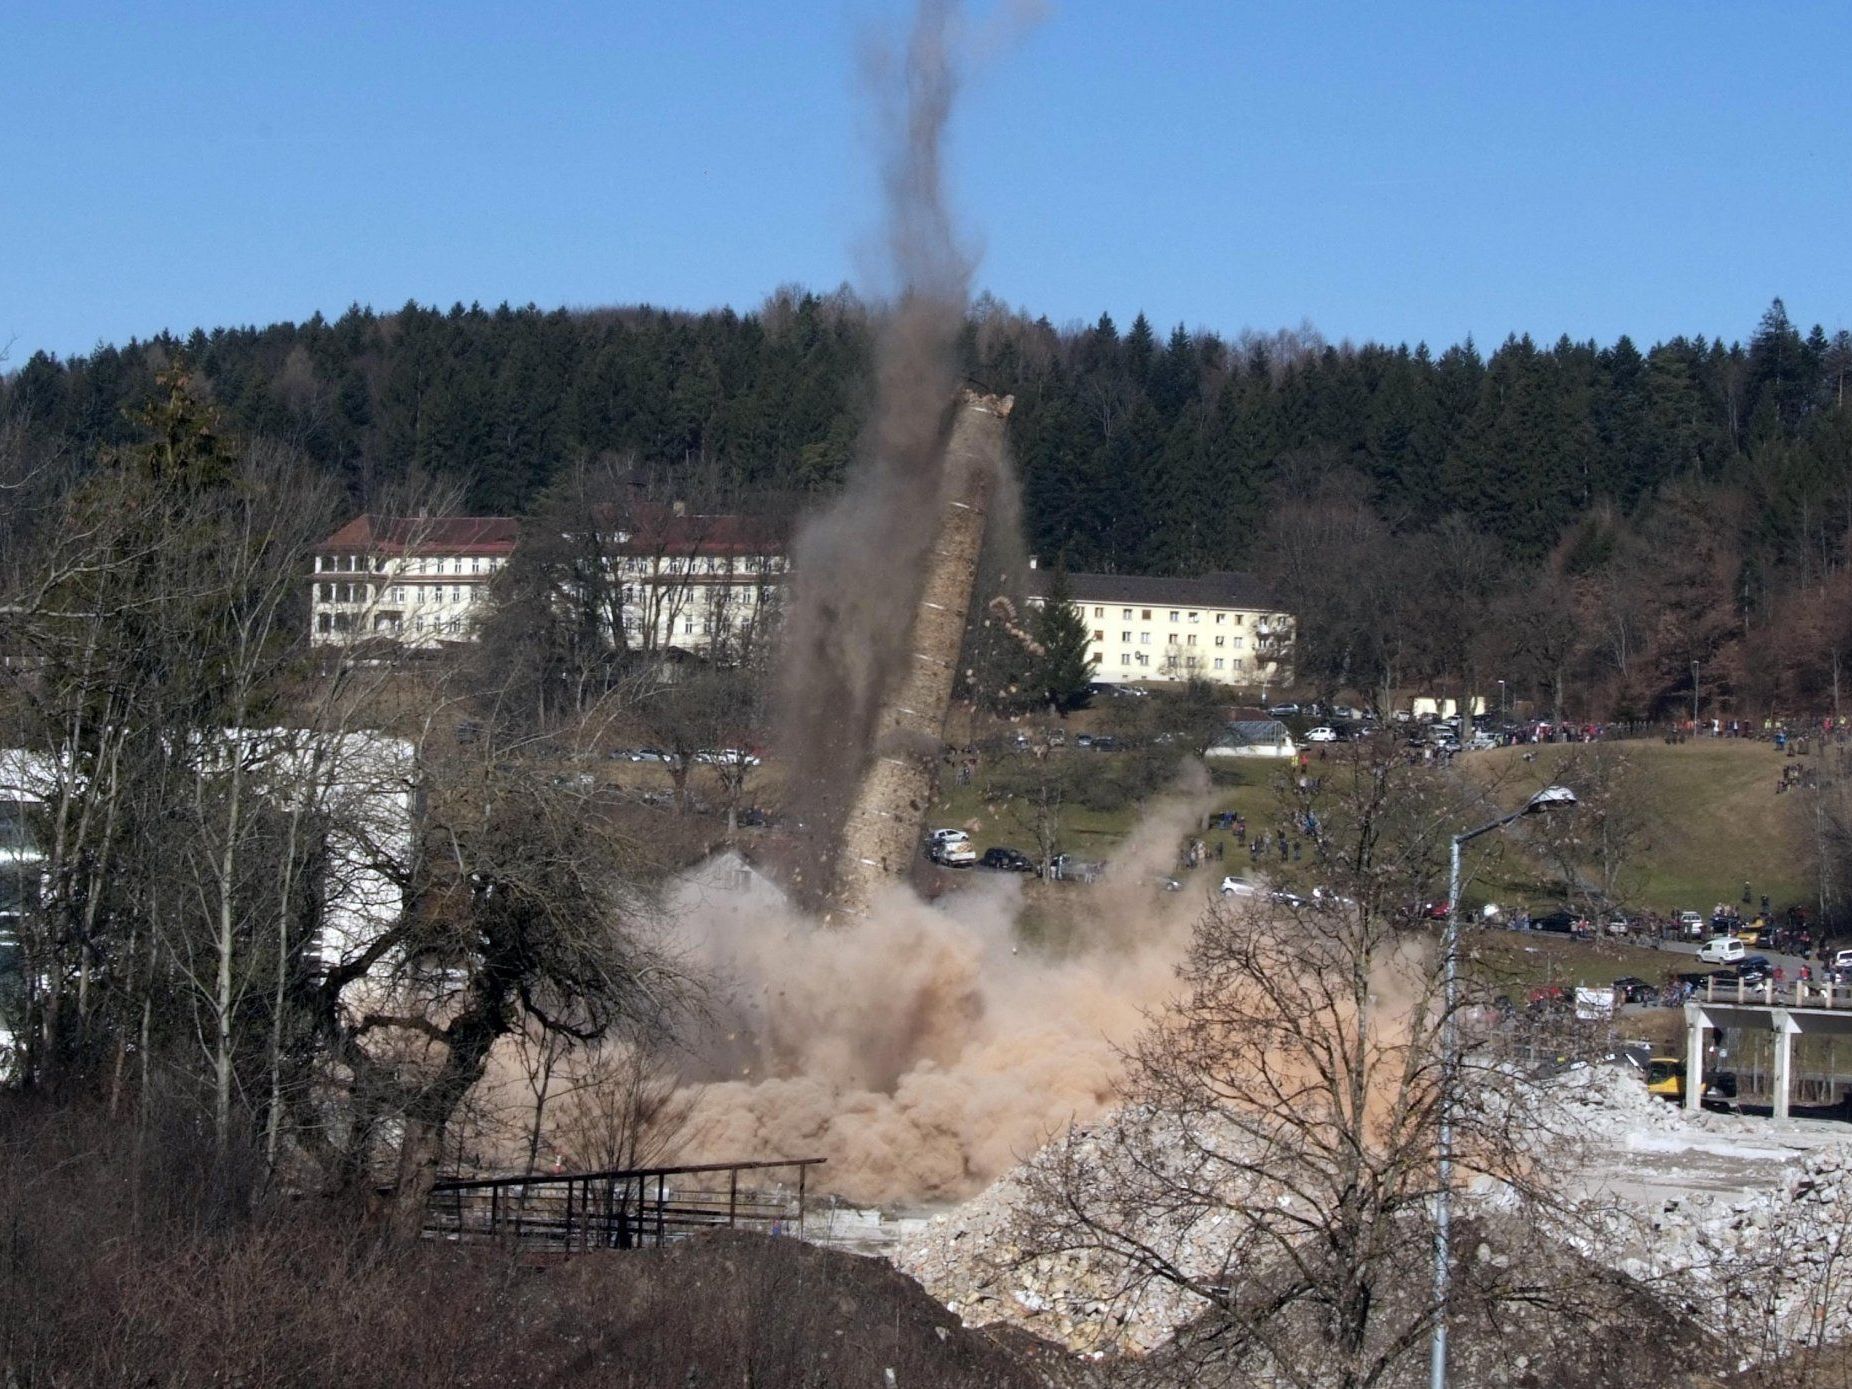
[927,756,1294,865]
[1463,740,1815,914]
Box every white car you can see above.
[1219,876,1258,897]
[1677,910,1705,938]
[1697,936,1746,965]
[1304,726,1339,743]
[928,828,969,846]
[931,839,977,867]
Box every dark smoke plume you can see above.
[773,0,977,892]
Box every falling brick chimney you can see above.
[831,388,1013,917]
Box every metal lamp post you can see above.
[1431,784,1577,1389]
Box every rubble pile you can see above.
[1611,1143,1852,1351]
[898,1062,1852,1369]
[1540,1061,1689,1143]
[894,1147,1213,1353]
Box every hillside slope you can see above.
[1466,739,1816,913]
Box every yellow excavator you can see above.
[1646,1056,1738,1107]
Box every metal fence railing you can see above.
[421,1157,826,1252]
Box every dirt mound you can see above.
[524,1231,1090,1388]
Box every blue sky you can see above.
[3,1,1849,361]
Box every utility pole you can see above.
[1692,660,1700,731]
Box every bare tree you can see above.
[550,1027,696,1173]
[1016,747,1597,1388]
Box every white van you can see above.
[1697,936,1746,965]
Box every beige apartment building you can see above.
[1026,566,1292,687]
[309,506,785,658]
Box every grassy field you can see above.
[1464,739,1816,914]
[926,756,1291,866]
[926,734,1821,920]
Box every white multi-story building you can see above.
[311,515,518,649]
[1025,565,1292,687]
[310,507,785,660]
[602,502,785,660]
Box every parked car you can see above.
[1304,726,1339,743]
[696,748,761,767]
[1266,703,1300,718]
[1073,733,1095,748]
[980,846,1035,872]
[929,838,977,867]
[1532,909,1585,935]
[1677,910,1705,939]
[1715,955,1774,986]
[1696,936,1746,965]
[1831,948,1852,972]
[1091,735,1120,751]
[928,828,969,845]
[1611,976,1657,1006]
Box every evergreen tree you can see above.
[1032,560,1098,715]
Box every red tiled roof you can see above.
[317,515,520,556]
[590,502,786,558]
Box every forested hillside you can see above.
[6,292,1852,717]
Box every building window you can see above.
[1093,607,1103,618]
[1188,611,1199,623]
[1167,633,1179,645]
[1235,614,1244,626]
[1141,610,1151,621]
[1093,630,1104,641]
[450,586,461,603]
[1122,608,1132,620]
[1233,658,1246,671]
[1214,658,1225,670]
[684,618,695,634]
[392,587,405,603]
[1187,635,1197,647]
[319,583,332,601]
[317,613,331,633]
[1140,633,1150,645]
[1121,631,1131,643]
[1120,654,1130,666]
[1169,610,1179,622]
[1233,637,1245,650]
[1215,612,1226,625]
[1136,652,1149,666]
[472,557,482,574]
[415,617,425,631]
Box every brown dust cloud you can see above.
[667,774,1213,1206]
